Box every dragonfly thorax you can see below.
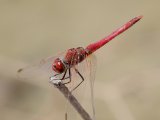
[52,47,88,74]
[64,47,88,66]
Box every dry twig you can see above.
[52,83,92,120]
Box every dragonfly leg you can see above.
[63,68,71,84]
[71,68,84,92]
[50,70,69,84]
[60,70,68,80]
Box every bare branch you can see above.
[52,83,92,120]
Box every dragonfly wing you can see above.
[65,53,97,120]
[86,54,97,120]
[17,52,66,83]
[83,54,97,120]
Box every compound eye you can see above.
[52,58,65,73]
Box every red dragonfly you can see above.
[18,16,142,119]
[49,16,142,88]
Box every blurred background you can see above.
[0,0,160,120]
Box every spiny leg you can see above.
[51,69,68,80]
[61,69,68,80]
[71,68,84,92]
[63,68,71,84]
[53,73,69,79]
[50,70,69,85]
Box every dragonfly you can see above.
[18,16,142,120]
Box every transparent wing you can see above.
[17,52,66,83]
[85,54,97,120]
[65,53,97,120]
[18,49,97,120]
[81,54,97,120]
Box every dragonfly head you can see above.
[52,58,66,73]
